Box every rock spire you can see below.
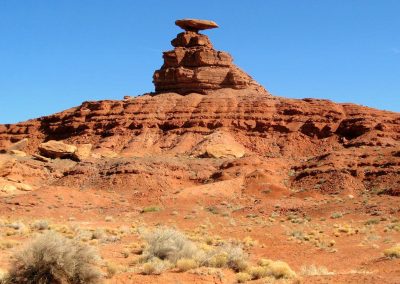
[153,18,266,95]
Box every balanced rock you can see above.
[153,19,266,95]
[175,18,218,32]
[39,140,77,159]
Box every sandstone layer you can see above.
[0,89,398,196]
[153,20,266,94]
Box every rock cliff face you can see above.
[0,89,399,196]
[153,19,266,94]
[0,18,399,198]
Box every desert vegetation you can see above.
[0,189,399,284]
[384,244,400,259]
[2,232,102,284]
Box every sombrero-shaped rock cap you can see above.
[175,18,219,32]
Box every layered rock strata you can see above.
[0,92,399,195]
[0,18,398,197]
[153,19,266,94]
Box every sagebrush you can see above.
[140,227,200,263]
[4,232,102,284]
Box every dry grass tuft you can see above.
[31,220,49,231]
[142,259,171,275]
[300,264,333,276]
[222,244,248,272]
[266,260,296,279]
[207,253,228,268]
[236,272,251,283]
[176,258,198,272]
[248,266,268,279]
[384,245,400,258]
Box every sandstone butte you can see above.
[153,18,266,94]
[0,18,399,284]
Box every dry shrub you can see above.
[0,240,19,250]
[6,222,27,235]
[7,222,25,231]
[258,258,274,267]
[265,260,296,279]
[140,227,200,263]
[142,259,171,275]
[91,229,106,240]
[222,244,248,272]
[207,253,228,268]
[105,262,119,279]
[248,266,268,279]
[141,206,161,213]
[104,216,113,222]
[139,226,250,275]
[200,243,247,271]
[4,232,102,284]
[300,264,333,276]
[176,258,198,272]
[384,245,400,258]
[236,272,251,283]
[248,259,297,280]
[31,220,49,231]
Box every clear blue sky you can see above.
[0,1,399,123]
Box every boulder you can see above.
[15,182,33,191]
[39,140,77,159]
[192,131,247,159]
[0,178,33,193]
[9,150,27,157]
[0,182,17,193]
[73,144,93,161]
[204,144,246,159]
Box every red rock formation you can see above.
[175,19,219,32]
[0,90,398,195]
[153,19,266,94]
[0,19,398,197]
